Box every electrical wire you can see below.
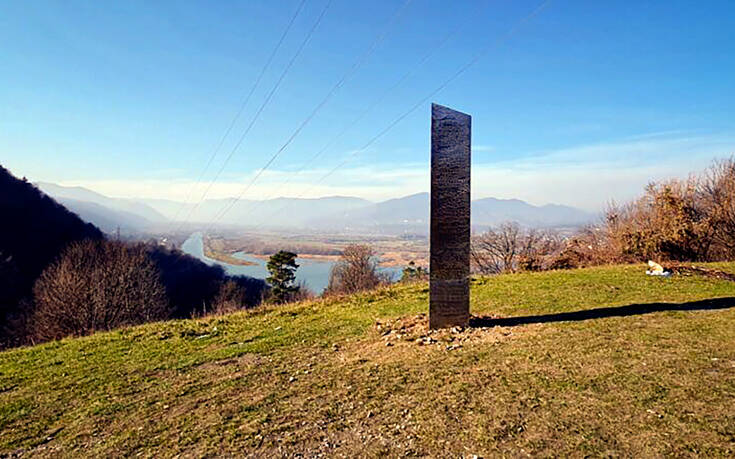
[177,0,333,230]
[244,0,552,232]
[205,0,414,230]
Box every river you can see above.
[180,233,402,294]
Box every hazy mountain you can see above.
[472,197,593,228]
[36,182,166,225]
[55,198,154,233]
[313,193,593,234]
[184,196,372,228]
[137,196,369,228]
[36,182,592,234]
[308,193,428,234]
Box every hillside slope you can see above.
[0,166,103,344]
[2,264,735,456]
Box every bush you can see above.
[606,180,713,262]
[546,224,624,270]
[211,280,250,315]
[326,244,388,295]
[548,156,735,267]
[0,165,103,347]
[32,240,169,341]
[471,223,563,274]
[287,281,316,302]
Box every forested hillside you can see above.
[0,166,103,345]
[0,165,266,348]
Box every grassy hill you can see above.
[2,264,735,457]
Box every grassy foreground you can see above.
[2,264,735,457]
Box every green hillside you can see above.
[2,264,735,457]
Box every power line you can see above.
[177,0,332,230]
[244,1,484,212]
[168,0,308,229]
[205,0,414,230]
[247,0,552,232]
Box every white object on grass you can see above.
[646,260,672,277]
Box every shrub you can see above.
[0,165,103,347]
[606,180,713,262]
[209,276,272,315]
[326,244,388,295]
[548,156,735,267]
[546,224,624,270]
[32,240,169,341]
[471,223,563,274]
[287,281,316,302]
[211,280,250,315]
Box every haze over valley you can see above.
[36,181,594,236]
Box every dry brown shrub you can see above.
[605,179,714,262]
[32,239,169,341]
[550,156,735,268]
[325,244,389,295]
[286,281,316,302]
[700,157,735,259]
[547,223,625,269]
[211,280,250,315]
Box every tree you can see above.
[266,251,299,303]
[471,223,564,274]
[326,244,388,295]
[32,240,169,341]
[701,157,735,258]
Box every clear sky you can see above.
[1,0,734,211]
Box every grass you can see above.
[1,263,735,457]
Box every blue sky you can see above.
[1,0,734,211]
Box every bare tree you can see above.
[471,222,563,274]
[326,244,388,295]
[471,222,521,274]
[700,157,735,258]
[32,240,169,341]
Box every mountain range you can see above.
[36,183,595,235]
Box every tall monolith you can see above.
[429,103,471,329]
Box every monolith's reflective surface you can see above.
[430,103,471,329]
